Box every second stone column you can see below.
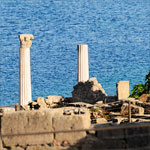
[77,44,89,82]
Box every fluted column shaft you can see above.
[19,34,34,106]
[77,44,89,82]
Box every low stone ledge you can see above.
[1,109,53,146]
[1,107,91,147]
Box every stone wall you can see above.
[0,108,90,149]
[0,109,150,150]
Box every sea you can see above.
[0,0,150,106]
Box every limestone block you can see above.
[36,97,47,107]
[96,118,107,124]
[53,112,91,145]
[46,96,64,104]
[1,109,53,146]
[117,81,129,100]
[121,103,144,115]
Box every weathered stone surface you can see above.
[26,145,43,150]
[0,108,15,113]
[72,77,107,104]
[121,103,144,115]
[46,96,64,104]
[112,116,128,124]
[117,81,129,100]
[36,97,47,107]
[11,146,24,150]
[1,109,53,146]
[66,102,93,108]
[20,105,30,111]
[138,94,150,103]
[53,112,90,145]
[96,118,107,124]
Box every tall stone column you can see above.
[77,44,89,82]
[19,34,34,106]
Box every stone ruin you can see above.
[72,77,107,104]
[0,34,149,149]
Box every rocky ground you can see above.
[1,78,149,125]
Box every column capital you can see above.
[19,34,34,48]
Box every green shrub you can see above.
[130,72,150,98]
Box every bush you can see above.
[130,72,150,98]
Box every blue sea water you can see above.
[0,0,150,106]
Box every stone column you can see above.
[19,34,34,106]
[77,44,89,82]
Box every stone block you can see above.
[117,81,129,100]
[1,109,53,146]
[53,112,90,145]
[46,96,64,104]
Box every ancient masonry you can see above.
[1,34,149,150]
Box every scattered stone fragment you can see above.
[63,109,72,115]
[66,102,93,108]
[112,116,128,124]
[20,105,30,111]
[61,140,70,146]
[96,118,107,124]
[95,101,103,105]
[121,103,144,116]
[46,96,64,104]
[52,139,61,146]
[36,97,47,107]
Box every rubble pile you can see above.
[72,77,107,104]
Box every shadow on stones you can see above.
[66,123,150,150]
[72,80,107,104]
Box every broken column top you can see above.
[78,44,88,48]
[19,34,34,48]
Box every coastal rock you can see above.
[72,77,107,104]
